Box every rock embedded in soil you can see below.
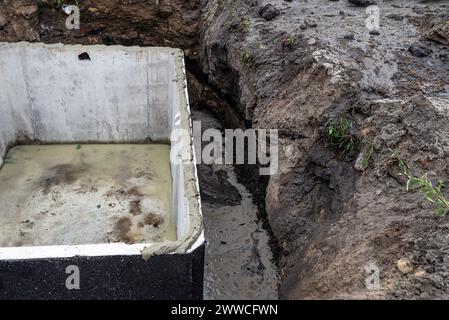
[426,20,449,45]
[415,270,426,278]
[386,13,404,21]
[348,0,377,7]
[305,19,318,28]
[397,259,414,274]
[259,4,280,21]
[344,32,355,40]
[409,43,433,57]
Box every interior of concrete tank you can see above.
[0,144,175,247]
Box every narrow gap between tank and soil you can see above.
[185,59,282,266]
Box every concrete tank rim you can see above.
[0,41,185,55]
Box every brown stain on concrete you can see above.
[37,163,90,194]
[115,216,133,244]
[129,200,142,216]
[139,213,164,229]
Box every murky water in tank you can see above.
[0,144,176,247]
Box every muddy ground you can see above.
[2,0,449,299]
[193,109,278,300]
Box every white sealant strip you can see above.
[0,243,161,260]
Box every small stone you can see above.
[415,269,426,278]
[259,4,280,21]
[305,19,318,28]
[348,0,377,7]
[386,13,404,21]
[409,43,432,58]
[344,32,355,40]
[307,38,316,45]
[425,20,449,45]
[397,258,413,274]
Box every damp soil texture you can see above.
[0,144,175,247]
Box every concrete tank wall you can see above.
[0,43,176,160]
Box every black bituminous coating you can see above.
[0,245,204,300]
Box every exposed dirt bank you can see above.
[198,0,449,299]
[2,0,449,299]
[0,0,199,54]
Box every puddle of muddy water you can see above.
[0,144,175,247]
[192,109,279,300]
[203,166,279,300]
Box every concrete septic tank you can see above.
[0,43,204,300]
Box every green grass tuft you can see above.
[391,150,449,216]
[326,117,356,151]
[361,141,374,168]
[241,51,254,65]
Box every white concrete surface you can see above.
[0,43,174,150]
[0,43,203,260]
